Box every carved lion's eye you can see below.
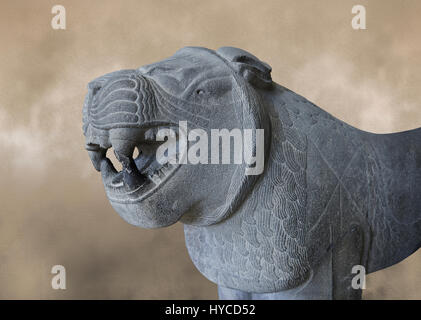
[196,89,205,95]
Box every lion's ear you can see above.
[216,47,272,89]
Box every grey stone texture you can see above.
[83,46,421,299]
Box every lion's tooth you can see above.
[149,173,161,185]
[157,169,166,179]
[161,166,170,175]
[87,149,106,171]
[155,173,163,183]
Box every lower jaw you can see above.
[103,161,180,204]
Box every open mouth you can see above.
[86,125,180,203]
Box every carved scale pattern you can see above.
[184,100,311,292]
[283,89,401,272]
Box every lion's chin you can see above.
[108,197,182,229]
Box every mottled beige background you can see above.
[0,0,420,299]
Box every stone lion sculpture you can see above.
[82,46,421,299]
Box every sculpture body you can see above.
[82,46,421,299]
